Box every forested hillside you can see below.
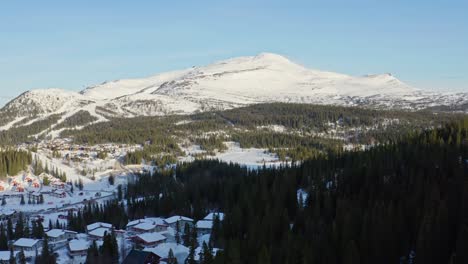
[0,149,32,179]
[67,118,468,264]
[57,103,465,164]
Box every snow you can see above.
[46,229,65,238]
[87,222,112,232]
[165,216,193,224]
[204,212,225,221]
[3,52,466,134]
[211,142,283,169]
[196,220,213,229]
[68,239,89,251]
[88,227,111,238]
[0,251,18,261]
[14,238,39,247]
[137,232,167,243]
[133,222,157,231]
[144,243,189,263]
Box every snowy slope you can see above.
[1,53,467,137]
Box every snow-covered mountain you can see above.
[1,53,467,135]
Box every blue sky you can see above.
[0,0,467,104]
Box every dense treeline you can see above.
[58,103,465,165]
[54,110,98,130]
[0,114,61,144]
[0,149,31,179]
[118,119,468,264]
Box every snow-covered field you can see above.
[180,142,285,169]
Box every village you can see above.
[1,211,223,263]
[0,138,225,263]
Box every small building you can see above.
[88,227,111,240]
[86,222,113,233]
[204,212,225,221]
[164,216,194,229]
[131,232,167,248]
[131,222,157,234]
[51,182,65,189]
[123,250,161,264]
[46,229,78,243]
[50,189,66,198]
[13,238,42,252]
[196,220,213,236]
[86,222,113,240]
[68,239,89,257]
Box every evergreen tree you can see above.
[20,195,24,205]
[18,250,26,264]
[175,221,181,245]
[35,237,55,264]
[202,242,213,264]
[85,240,99,264]
[6,219,13,241]
[167,249,178,264]
[14,213,24,239]
[9,247,15,264]
[0,224,8,250]
[183,223,191,247]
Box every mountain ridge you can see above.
[1,52,467,137]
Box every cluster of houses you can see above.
[0,212,224,263]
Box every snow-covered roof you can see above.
[14,238,39,247]
[204,212,225,221]
[144,243,189,262]
[137,232,167,243]
[196,220,213,230]
[69,239,89,252]
[88,227,111,238]
[46,229,65,238]
[144,217,167,226]
[0,251,18,261]
[0,209,15,216]
[134,222,156,231]
[126,219,146,228]
[87,222,112,232]
[164,216,193,224]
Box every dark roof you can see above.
[123,250,160,264]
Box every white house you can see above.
[46,229,78,243]
[195,220,213,236]
[131,232,167,248]
[86,222,113,240]
[86,222,113,233]
[68,239,89,257]
[204,212,225,221]
[13,238,42,252]
[164,216,194,229]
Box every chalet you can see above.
[45,229,77,243]
[195,220,213,236]
[131,232,167,248]
[164,216,194,229]
[51,182,65,189]
[123,250,161,264]
[86,222,112,233]
[204,212,225,221]
[50,190,66,198]
[68,239,89,257]
[13,238,42,252]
